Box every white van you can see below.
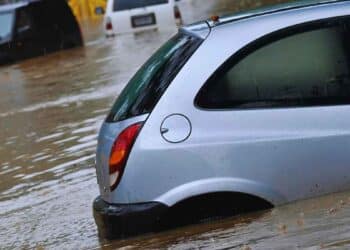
[104,0,182,36]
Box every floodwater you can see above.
[1,0,350,249]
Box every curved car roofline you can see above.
[208,0,346,27]
[180,0,345,39]
[0,0,43,13]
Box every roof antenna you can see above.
[210,15,220,24]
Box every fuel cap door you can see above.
[160,114,192,143]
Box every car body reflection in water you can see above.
[1,0,350,249]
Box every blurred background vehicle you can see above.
[104,0,182,37]
[68,0,106,21]
[0,0,83,65]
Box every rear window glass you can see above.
[0,12,14,40]
[114,0,169,11]
[106,32,202,123]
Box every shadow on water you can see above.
[1,0,350,249]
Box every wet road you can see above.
[1,0,350,249]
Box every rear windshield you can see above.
[113,0,169,11]
[106,32,203,123]
[0,12,14,40]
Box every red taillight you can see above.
[109,123,142,191]
[106,17,113,30]
[106,22,113,30]
[174,6,182,19]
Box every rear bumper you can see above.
[93,196,168,239]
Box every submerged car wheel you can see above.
[93,192,272,240]
[163,192,273,228]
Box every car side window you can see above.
[196,18,350,109]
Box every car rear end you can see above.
[105,0,182,35]
[93,24,208,238]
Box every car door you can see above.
[29,1,63,53]
[195,16,350,203]
[12,7,42,60]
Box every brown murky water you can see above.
[1,0,350,249]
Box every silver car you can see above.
[94,0,350,238]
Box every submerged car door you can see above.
[12,7,42,60]
[29,0,82,52]
[195,17,350,203]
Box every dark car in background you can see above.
[0,0,83,66]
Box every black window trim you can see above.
[195,15,350,111]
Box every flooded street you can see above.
[1,0,350,249]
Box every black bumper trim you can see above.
[93,196,168,239]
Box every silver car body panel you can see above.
[99,1,350,206]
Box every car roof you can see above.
[208,0,346,27]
